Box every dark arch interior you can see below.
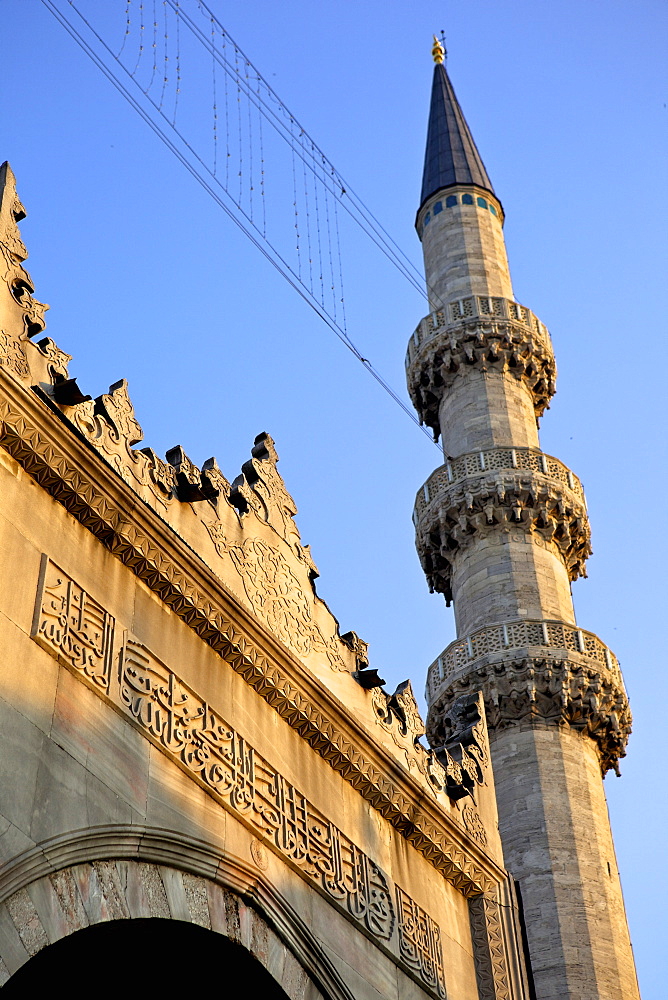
[3,917,292,997]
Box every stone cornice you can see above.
[405,299,556,440]
[414,448,586,516]
[426,647,631,776]
[414,467,591,603]
[0,370,503,896]
[425,618,623,701]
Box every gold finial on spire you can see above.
[432,34,445,65]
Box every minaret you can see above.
[407,38,639,1000]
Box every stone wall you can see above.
[418,186,513,311]
[0,161,532,999]
[491,726,639,1000]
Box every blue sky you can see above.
[2,1,666,993]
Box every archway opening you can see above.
[3,917,292,997]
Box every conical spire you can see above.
[420,61,495,209]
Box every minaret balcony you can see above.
[423,617,630,776]
[405,296,556,440]
[413,448,590,603]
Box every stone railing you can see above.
[405,295,549,369]
[404,296,556,437]
[413,448,585,522]
[426,618,621,702]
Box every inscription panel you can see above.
[396,886,447,998]
[31,559,447,999]
[121,638,395,941]
[32,555,115,689]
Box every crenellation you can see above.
[0,30,641,998]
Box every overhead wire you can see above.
[41,0,437,444]
[170,0,438,307]
[146,1,158,94]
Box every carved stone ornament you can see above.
[431,692,489,802]
[415,468,591,603]
[462,804,488,848]
[0,162,27,262]
[415,447,586,515]
[436,692,490,771]
[427,653,631,776]
[469,891,514,1000]
[34,336,72,381]
[0,372,499,897]
[250,838,269,870]
[68,379,178,505]
[340,630,369,669]
[166,444,203,500]
[371,683,488,802]
[395,885,446,998]
[207,532,347,672]
[30,558,454,998]
[0,328,30,381]
[0,162,49,342]
[405,298,556,440]
[232,433,307,557]
[425,616,621,697]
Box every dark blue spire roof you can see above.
[420,62,495,210]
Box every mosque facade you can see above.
[0,40,637,1000]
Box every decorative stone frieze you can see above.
[63,378,179,507]
[426,648,631,776]
[468,878,533,1000]
[414,466,590,603]
[229,432,318,564]
[414,447,585,517]
[370,684,489,802]
[30,564,458,998]
[425,617,622,698]
[469,892,513,1000]
[395,886,446,998]
[207,531,348,672]
[405,297,556,439]
[0,387,500,895]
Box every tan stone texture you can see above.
[419,187,514,310]
[412,127,637,996]
[450,532,576,636]
[490,726,639,1000]
[438,371,540,458]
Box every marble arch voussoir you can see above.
[0,829,348,1000]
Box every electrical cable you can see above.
[41,0,438,444]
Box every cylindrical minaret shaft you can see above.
[421,185,514,310]
[408,42,638,1000]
